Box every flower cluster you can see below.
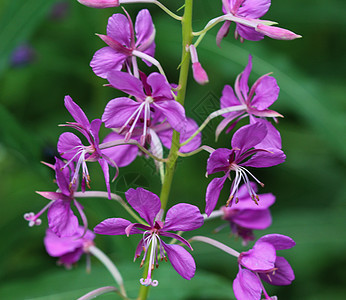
[25,1,301,299]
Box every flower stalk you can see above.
[137,1,194,299]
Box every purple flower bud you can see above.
[77,0,119,8]
[256,24,302,40]
[189,45,209,85]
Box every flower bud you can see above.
[77,0,119,8]
[189,45,209,85]
[256,24,302,40]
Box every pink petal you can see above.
[236,24,264,41]
[102,97,141,129]
[163,203,204,232]
[233,267,262,300]
[232,208,272,230]
[251,76,279,110]
[207,148,232,175]
[102,132,138,167]
[231,122,267,151]
[162,242,196,280]
[239,241,276,271]
[77,0,119,9]
[153,100,186,133]
[94,218,140,235]
[135,9,155,51]
[260,256,295,286]
[216,21,231,47]
[238,0,271,19]
[239,55,252,99]
[257,234,296,250]
[147,73,173,100]
[107,13,131,47]
[58,132,83,160]
[205,175,228,216]
[107,71,146,99]
[256,24,302,40]
[242,147,285,168]
[90,47,126,79]
[125,188,161,226]
[64,96,90,129]
[47,199,79,237]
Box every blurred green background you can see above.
[0,0,345,299]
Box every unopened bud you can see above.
[77,0,119,8]
[256,24,302,40]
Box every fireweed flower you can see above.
[94,188,204,286]
[102,117,201,167]
[24,158,88,237]
[58,96,117,198]
[91,9,155,79]
[213,182,275,245]
[205,122,285,216]
[234,234,295,300]
[44,226,95,268]
[216,0,301,45]
[102,71,186,145]
[216,55,282,149]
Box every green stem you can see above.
[137,1,194,299]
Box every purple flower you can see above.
[58,96,117,198]
[218,182,275,245]
[205,122,285,216]
[91,9,155,79]
[234,234,295,300]
[24,157,87,237]
[94,188,204,286]
[216,55,282,149]
[102,71,186,145]
[102,117,201,167]
[217,0,301,45]
[44,226,95,268]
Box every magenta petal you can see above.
[236,24,264,41]
[125,188,161,226]
[160,232,192,250]
[102,97,141,128]
[94,218,141,235]
[257,234,296,250]
[249,118,282,149]
[153,100,186,133]
[231,122,267,151]
[107,13,131,47]
[58,132,83,160]
[216,21,231,47]
[239,55,252,98]
[54,158,70,195]
[251,76,279,110]
[240,241,276,271]
[147,73,172,100]
[162,242,196,280]
[64,96,90,129]
[207,148,232,175]
[98,158,111,199]
[47,199,79,237]
[102,132,138,167]
[238,0,271,19]
[107,71,146,99]
[59,249,84,266]
[256,24,301,40]
[163,203,204,232]
[135,9,155,50]
[260,256,295,286]
[36,191,70,202]
[90,47,126,79]
[233,209,272,230]
[44,229,82,257]
[233,267,262,300]
[242,147,285,168]
[220,85,242,117]
[205,175,228,216]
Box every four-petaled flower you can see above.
[234,234,295,300]
[218,182,275,245]
[44,226,95,268]
[91,9,155,79]
[94,187,204,286]
[216,55,282,149]
[217,0,301,45]
[58,95,117,198]
[24,157,87,237]
[205,122,285,216]
[102,71,186,145]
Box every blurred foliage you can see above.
[0,0,345,299]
